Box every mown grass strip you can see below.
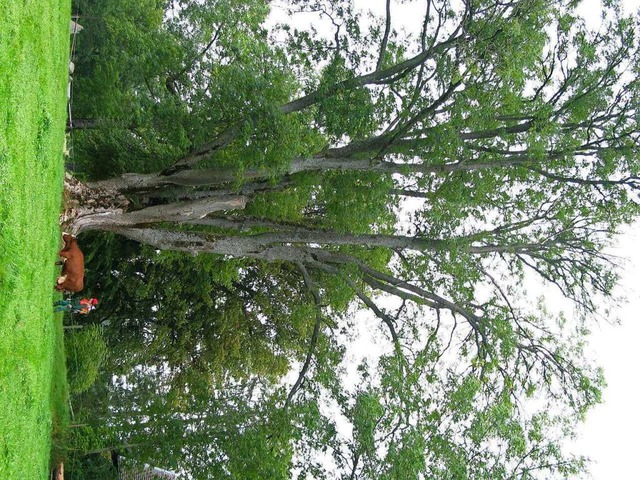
[0,0,71,477]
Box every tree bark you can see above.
[100,225,546,261]
[63,174,247,233]
[72,195,246,233]
[87,152,533,193]
[52,463,63,480]
[67,118,99,130]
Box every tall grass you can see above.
[0,0,71,478]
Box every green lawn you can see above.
[0,0,71,478]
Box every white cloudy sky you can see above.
[572,224,640,479]
[562,2,640,478]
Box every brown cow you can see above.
[55,233,84,292]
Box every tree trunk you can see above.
[62,174,246,234]
[67,118,100,130]
[61,173,130,232]
[72,196,246,233]
[52,463,63,480]
[105,225,539,261]
[87,153,531,193]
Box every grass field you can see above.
[0,0,71,478]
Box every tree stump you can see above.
[52,462,63,480]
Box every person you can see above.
[53,297,98,314]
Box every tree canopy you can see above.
[65,0,640,478]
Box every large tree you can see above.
[65,0,640,478]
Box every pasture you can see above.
[0,0,71,477]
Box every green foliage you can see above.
[70,0,191,177]
[245,182,315,222]
[236,109,325,175]
[315,56,376,140]
[351,392,384,456]
[65,325,108,394]
[381,430,428,480]
[224,422,293,480]
[245,170,396,234]
[66,451,118,480]
[316,172,396,234]
[79,233,314,394]
[62,419,126,479]
[71,0,320,178]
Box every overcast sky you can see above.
[564,2,640,478]
[571,224,640,479]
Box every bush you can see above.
[65,325,107,394]
[66,452,118,480]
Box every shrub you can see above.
[66,452,119,480]
[65,325,107,394]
